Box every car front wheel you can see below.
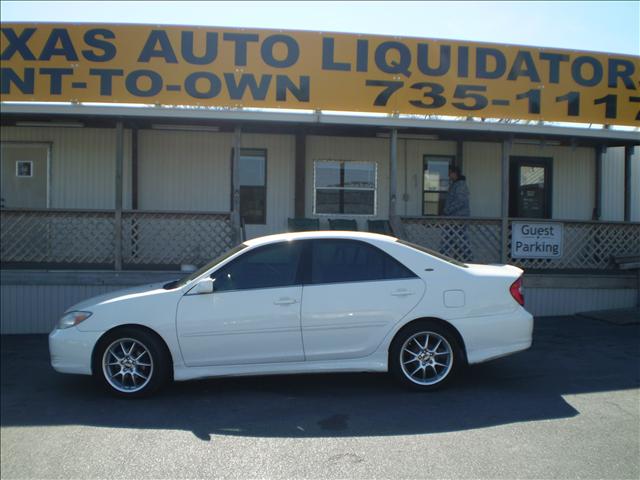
[94,328,170,397]
[389,321,462,391]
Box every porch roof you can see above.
[2,102,638,147]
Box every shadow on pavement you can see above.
[2,316,639,440]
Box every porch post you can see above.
[114,121,124,270]
[232,126,242,242]
[389,128,400,234]
[500,138,512,263]
[624,145,633,222]
[294,132,306,218]
[593,145,603,220]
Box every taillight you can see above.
[510,277,524,306]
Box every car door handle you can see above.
[391,289,415,297]
[273,297,298,305]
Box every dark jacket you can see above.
[444,176,470,216]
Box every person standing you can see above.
[442,166,472,260]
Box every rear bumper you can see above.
[49,327,104,375]
[455,308,534,365]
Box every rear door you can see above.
[1,143,49,208]
[300,239,425,361]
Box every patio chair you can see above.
[367,219,393,236]
[328,218,358,231]
[287,217,320,232]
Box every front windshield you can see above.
[165,243,247,289]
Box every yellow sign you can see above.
[1,23,639,126]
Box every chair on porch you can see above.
[328,218,358,231]
[367,219,393,236]
[287,217,320,232]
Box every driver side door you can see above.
[176,241,305,367]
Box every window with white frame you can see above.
[314,160,376,215]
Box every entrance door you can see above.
[0,143,49,208]
[509,156,553,218]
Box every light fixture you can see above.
[376,132,439,140]
[15,121,84,128]
[151,124,220,132]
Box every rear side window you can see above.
[310,239,416,285]
[211,241,303,292]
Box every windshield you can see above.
[164,243,248,289]
[396,239,468,268]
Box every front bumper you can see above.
[49,327,104,375]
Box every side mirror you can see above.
[190,278,214,295]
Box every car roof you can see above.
[243,231,399,247]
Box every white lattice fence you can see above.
[1,210,115,265]
[509,221,640,269]
[121,211,235,266]
[401,217,502,263]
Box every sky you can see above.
[1,0,639,56]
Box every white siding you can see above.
[137,130,232,212]
[511,144,595,220]
[601,147,640,222]
[463,141,502,217]
[525,288,637,317]
[1,126,132,209]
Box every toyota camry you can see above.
[49,231,533,397]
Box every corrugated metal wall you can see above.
[463,141,502,217]
[601,146,640,222]
[1,126,132,209]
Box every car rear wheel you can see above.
[389,321,462,391]
[94,328,170,397]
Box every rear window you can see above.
[396,239,468,268]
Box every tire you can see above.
[389,320,463,391]
[93,328,171,398]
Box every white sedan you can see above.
[49,231,533,397]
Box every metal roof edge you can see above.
[2,103,639,143]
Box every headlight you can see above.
[58,311,92,329]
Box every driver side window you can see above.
[211,242,303,292]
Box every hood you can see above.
[65,281,174,312]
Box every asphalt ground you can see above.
[1,315,639,479]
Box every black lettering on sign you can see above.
[89,68,124,95]
[476,48,506,79]
[322,37,351,71]
[508,51,540,82]
[608,59,636,89]
[571,56,603,87]
[224,73,271,100]
[261,35,299,68]
[185,72,221,99]
[0,28,36,60]
[375,41,411,78]
[275,75,310,101]
[222,33,259,67]
[356,39,368,72]
[39,28,78,61]
[126,69,163,97]
[82,29,116,62]
[138,30,178,63]
[181,31,218,65]
[417,44,451,76]
[40,67,74,95]
[539,52,569,83]
[0,67,35,94]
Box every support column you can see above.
[114,121,124,270]
[456,139,464,171]
[232,126,242,242]
[389,129,401,235]
[500,138,512,264]
[294,132,306,218]
[593,145,603,220]
[624,145,633,222]
[131,126,139,210]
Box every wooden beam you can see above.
[131,126,139,210]
[294,132,306,218]
[593,145,603,220]
[114,121,124,270]
[232,126,242,242]
[624,145,633,222]
[500,138,512,263]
